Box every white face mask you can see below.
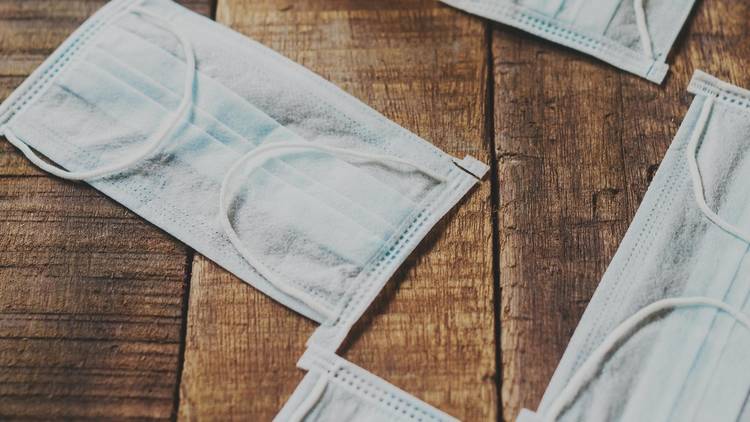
[0,0,486,346]
[440,0,696,84]
[518,71,750,422]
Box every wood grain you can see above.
[492,0,750,420]
[4,0,744,420]
[178,0,496,420]
[0,1,212,420]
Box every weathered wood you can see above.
[493,0,750,420]
[0,1,212,419]
[178,256,315,421]
[178,0,496,420]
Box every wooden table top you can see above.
[0,0,748,421]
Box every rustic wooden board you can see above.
[492,0,750,420]
[178,0,496,420]
[0,1,212,420]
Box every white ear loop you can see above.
[686,96,750,243]
[218,141,448,321]
[538,297,750,422]
[634,0,654,59]
[3,5,196,181]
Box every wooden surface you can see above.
[0,0,748,421]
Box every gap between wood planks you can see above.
[171,5,216,422]
[485,20,504,422]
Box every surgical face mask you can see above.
[440,0,696,83]
[517,70,750,422]
[0,0,487,351]
[276,346,459,422]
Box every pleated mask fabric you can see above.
[440,0,696,84]
[517,71,750,422]
[0,0,487,346]
[276,346,459,422]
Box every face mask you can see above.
[0,0,487,345]
[440,0,696,84]
[276,345,459,422]
[517,70,750,422]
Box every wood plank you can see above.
[492,0,750,420]
[178,0,496,420]
[0,1,213,419]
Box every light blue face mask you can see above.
[440,0,696,83]
[0,0,486,339]
[517,71,750,422]
[0,1,486,419]
[276,346,459,422]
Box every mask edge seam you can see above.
[440,0,669,83]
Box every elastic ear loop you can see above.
[686,96,750,243]
[218,142,448,321]
[2,5,196,181]
[634,0,654,59]
[538,297,750,422]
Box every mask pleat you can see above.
[263,156,398,235]
[689,297,750,422]
[512,0,622,35]
[557,0,622,35]
[89,44,275,151]
[91,24,423,228]
[46,57,398,310]
[85,49,400,238]
[228,167,384,302]
[515,0,565,16]
[158,5,453,192]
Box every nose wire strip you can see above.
[535,95,750,421]
[541,297,750,422]
[634,0,654,59]
[218,142,448,321]
[3,4,197,181]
